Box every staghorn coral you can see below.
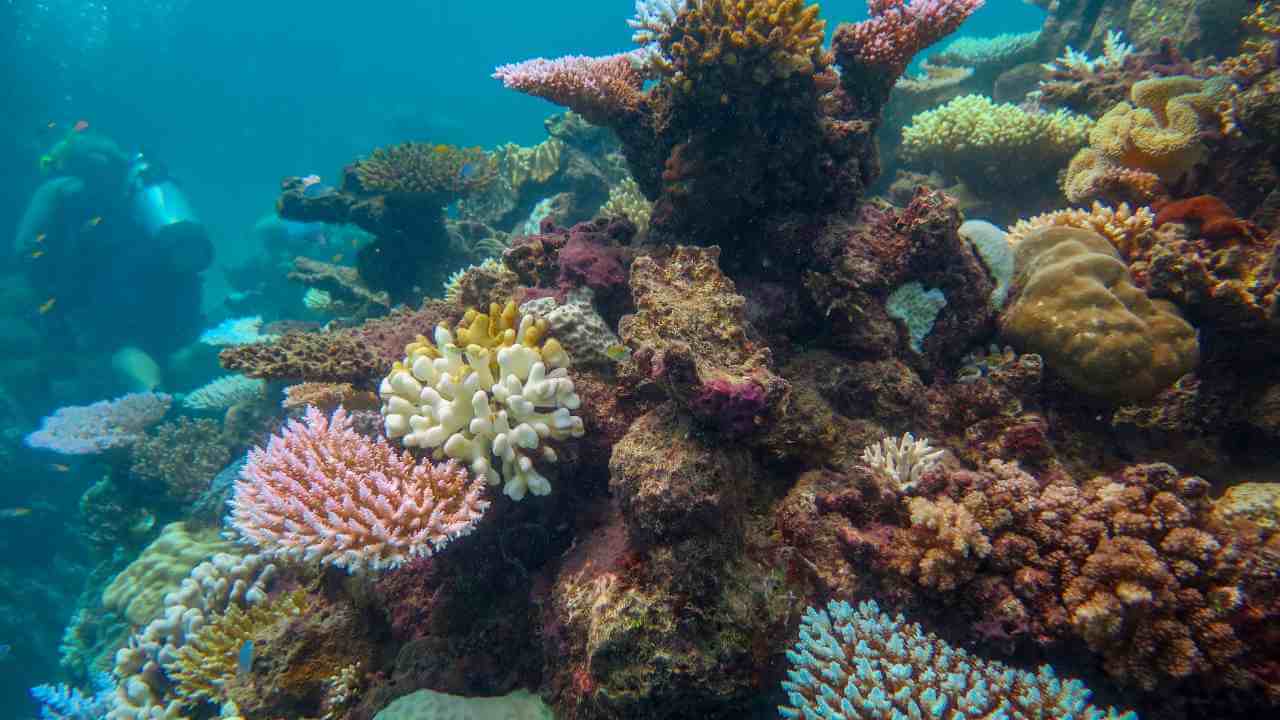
[231,406,489,573]
[128,418,233,504]
[1001,226,1199,402]
[780,599,1136,720]
[900,94,1093,197]
[380,301,585,500]
[1007,201,1156,259]
[164,589,308,709]
[354,142,495,202]
[219,331,382,385]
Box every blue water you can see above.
[0,1,1046,716]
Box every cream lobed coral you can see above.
[380,301,585,500]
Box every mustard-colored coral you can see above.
[219,331,382,384]
[1212,482,1280,531]
[1002,226,1199,401]
[102,522,236,627]
[890,496,992,591]
[900,94,1093,193]
[1063,76,1232,203]
[657,0,827,94]
[354,142,496,201]
[281,382,380,412]
[493,138,564,189]
[165,589,309,708]
[1007,201,1155,259]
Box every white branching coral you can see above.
[861,432,944,491]
[1043,30,1134,74]
[628,0,687,44]
[380,301,585,501]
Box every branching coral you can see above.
[354,142,495,203]
[779,599,1137,720]
[899,94,1094,196]
[493,52,647,126]
[231,407,489,572]
[380,301,585,500]
[128,418,233,504]
[164,589,308,708]
[861,432,943,491]
[1006,201,1155,259]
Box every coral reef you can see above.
[1001,226,1199,401]
[380,301,585,500]
[127,418,233,504]
[25,393,172,455]
[620,245,786,434]
[219,331,383,385]
[780,599,1137,720]
[231,406,489,573]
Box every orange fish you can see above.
[50,463,71,473]
[0,508,32,519]
[74,120,89,132]
[29,250,44,259]
[35,233,46,243]
[39,298,56,314]
[331,253,343,263]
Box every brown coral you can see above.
[219,331,384,385]
[1006,201,1156,259]
[353,142,495,203]
[888,496,991,591]
[128,418,233,504]
[1001,226,1199,401]
[281,382,379,412]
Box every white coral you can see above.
[380,315,584,501]
[862,432,944,492]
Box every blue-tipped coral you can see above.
[779,599,1138,720]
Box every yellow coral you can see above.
[355,142,495,200]
[1007,201,1155,258]
[660,0,827,92]
[493,138,564,189]
[166,589,309,708]
[102,523,237,626]
[598,177,653,236]
[900,95,1092,193]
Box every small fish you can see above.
[73,120,89,132]
[458,162,478,180]
[300,174,321,188]
[331,253,343,263]
[47,121,57,129]
[50,463,71,473]
[35,233,46,243]
[0,508,32,519]
[87,216,103,227]
[605,343,632,363]
[238,639,254,676]
[29,250,44,259]
[39,298,56,314]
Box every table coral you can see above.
[25,392,172,455]
[219,331,383,385]
[231,406,489,572]
[353,142,495,204]
[1001,226,1199,402]
[380,301,585,500]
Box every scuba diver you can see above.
[13,126,214,390]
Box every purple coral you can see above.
[493,52,646,125]
[558,234,628,296]
[24,392,172,455]
[690,378,768,435]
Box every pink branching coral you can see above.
[230,406,490,573]
[835,0,985,82]
[493,52,646,126]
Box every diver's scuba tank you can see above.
[126,153,214,274]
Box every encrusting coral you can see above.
[1001,226,1199,401]
[230,406,489,573]
[219,331,383,385]
[380,300,585,500]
